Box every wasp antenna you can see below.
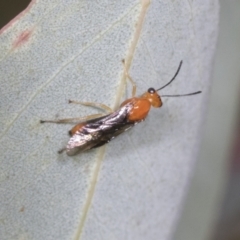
[157,61,183,91]
[161,91,201,97]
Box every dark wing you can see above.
[91,120,134,149]
[66,103,139,155]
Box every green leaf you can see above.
[0,0,218,239]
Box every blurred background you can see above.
[0,0,30,29]
[213,2,240,240]
[174,1,240,240]
[1,1,239,239]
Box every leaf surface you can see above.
[0,0,219,239]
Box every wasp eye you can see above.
[148,88,156,94]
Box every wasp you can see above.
[40,60,201,156]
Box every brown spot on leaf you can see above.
[19,206,25,212]
[13,29,33,48]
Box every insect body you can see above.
[40,60,201,156]
[64,88,161,155]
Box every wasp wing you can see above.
[66,103,139,156]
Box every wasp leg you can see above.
[40,113,104,124]
[68,100,113,113]
[122,59,137,97]
[58,147,66,154]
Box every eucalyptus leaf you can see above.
[0,0,219,239]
